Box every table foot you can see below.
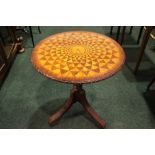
[76,86,106,128]
[80,97,106,128]
[48,84,106,128]
[48,94,74,125]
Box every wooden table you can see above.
[31,31,125,128]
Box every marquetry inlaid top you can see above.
[31,31,125,83]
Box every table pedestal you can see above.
[48,84,106,128]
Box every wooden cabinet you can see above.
[0,26,24,86]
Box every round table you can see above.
[31,31,125,128]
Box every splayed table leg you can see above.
[48,84,106,128]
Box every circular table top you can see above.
[31,31,125,84]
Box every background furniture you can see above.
[0,26,24,87]
[29,26,41,47]
[110,26,144,45]
[147,75,155,90]
[134,26,155,74]
[110,26,155,90]
[16,26,41,47]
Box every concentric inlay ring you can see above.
[31,31,125,83]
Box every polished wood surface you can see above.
[32,31,125,84]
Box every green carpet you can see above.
[1,26,155,129]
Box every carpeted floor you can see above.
[1,26,155,129]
